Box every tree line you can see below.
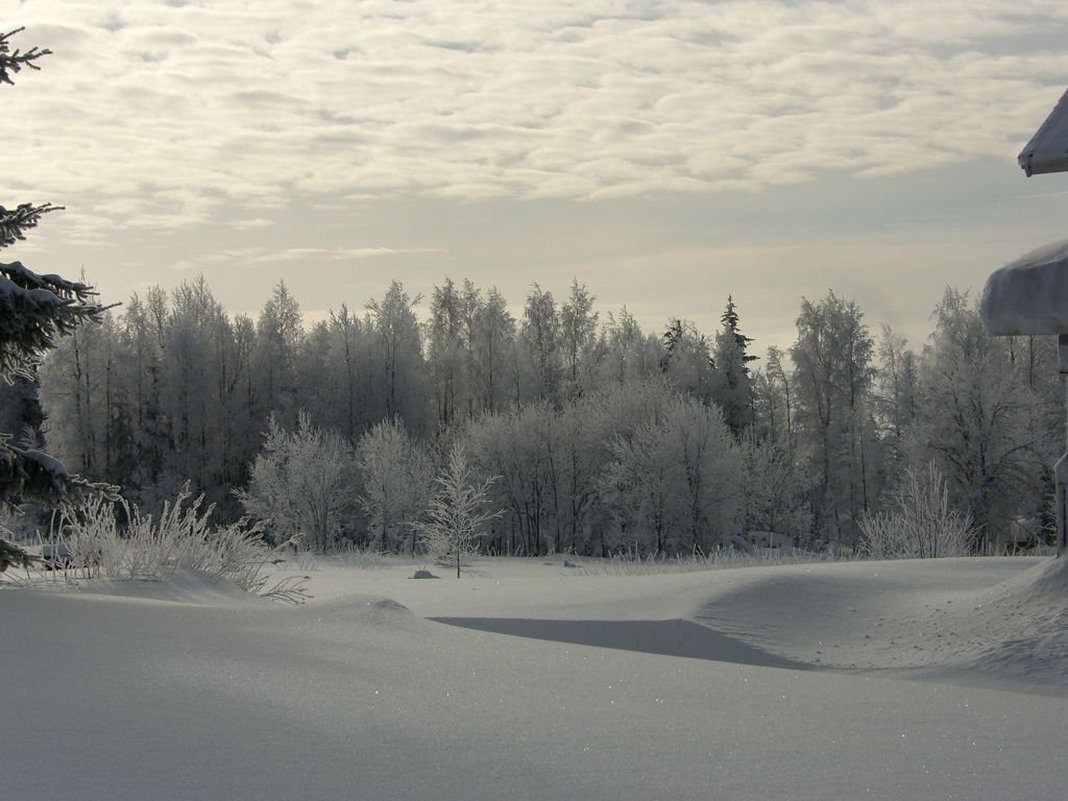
[5,273,1058,556]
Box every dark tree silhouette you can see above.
[1,28,117,570]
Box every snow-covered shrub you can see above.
[859,462,977,559]
[51,485,305,600]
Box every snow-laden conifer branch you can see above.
[0,27,51,85]
[1,257,103,300]
[0,432,120,513]
[0,203,63,249]
[0,265,115,379]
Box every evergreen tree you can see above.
[1,29,117,569]
[712,296,756,435]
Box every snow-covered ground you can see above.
[2,555,1065,800]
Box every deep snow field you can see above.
[2,554,1066,801]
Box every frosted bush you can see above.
[860,463,977,559]
[49,484,307,601]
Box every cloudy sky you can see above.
[6,0,1068,352]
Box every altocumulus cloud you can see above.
[5,0,1068,238]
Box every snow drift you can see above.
[2,556,1065,801]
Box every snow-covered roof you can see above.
[1018,88,1068,176]
[980,239,1068,335]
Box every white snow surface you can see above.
[980,239,1068,335]
[2,556,1065,801]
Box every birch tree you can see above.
[237,411,358,552]
[356,417,435,552]
[416,443,501,577]
[791,291,876,550]
[908,288,1045,547]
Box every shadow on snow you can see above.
[430,617,811,670]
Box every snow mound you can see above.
[983,552,1068,602]
[368,596,411,613]
[293,594,416,627]
[691,557,1067,691]
[957,557,1068,684]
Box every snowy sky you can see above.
[6,0,1068,352]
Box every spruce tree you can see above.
[712,296,757,435]
[1,28,117,570]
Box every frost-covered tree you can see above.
[791,291,876,550]
[323,304,368,443]
[115,292,166,490]
[661,319,715,401]
[1,29,117,549]
[597,308,662,388]
[520,284,563,404]
[552,392,615,554]
[367,281,428,432]
[737,431,811,542]
[356,417,435,552]
[427,277,470,428]
[752,346,795,448]
[236,411,358,552]
[560,279,599,399]
[471,286,516,414]
[467,401,555,554]
[675,397,742,549]
[601,393,739,555]
[37,311,123,479]
[416,443,501,577]
[907,289,1046,547]
[253,281,303,427]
